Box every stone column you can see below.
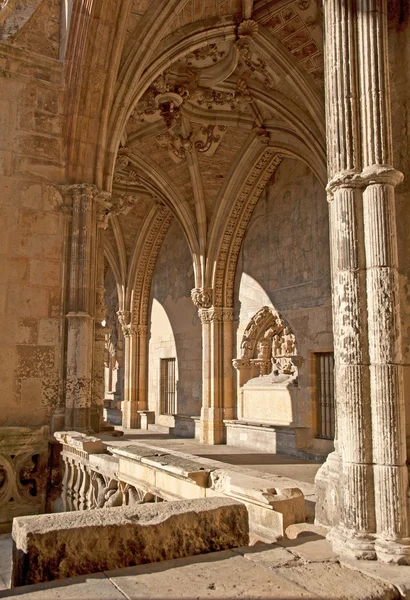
[357,0,410,562]
[318,0,376,558]
[62,184,110,432]
[193,288,234,445]
[91,222,106,432]
[118,313,149,429]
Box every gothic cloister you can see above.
[1,0,410,596]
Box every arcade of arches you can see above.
[1,0,410,567]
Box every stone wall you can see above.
[0,20,65,428]
[234,158,332,455]
[148,220,202,423]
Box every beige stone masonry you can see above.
[11,497,249,587]
[0,427,49,533]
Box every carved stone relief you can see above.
[0,427,49,531]
[233,306,299,384]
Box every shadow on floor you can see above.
[195,453,322,466]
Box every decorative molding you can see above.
[183,44,226,65]
[214,150,282,308]
[131,206,173,329]
[199,307,234,324]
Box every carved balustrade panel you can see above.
[0,426,49,532]
[56,432,161,513]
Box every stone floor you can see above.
[0,535,11,591]
[1,433,410,599]
[0,534,408,599]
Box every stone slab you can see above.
[106,549,320,599]
[341,558,410,599]
[11,497,249,586]
[0,573,124,599]
[276,562,398,599]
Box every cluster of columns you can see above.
[57,0,410,565]
[119,313,149,430]
[59,184,111,433]
[192,292,235,445]
[320,0,410,563]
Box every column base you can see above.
[122,401,141,429]
[375,537,410,565]
[50,409,66,434]
[200,407,224,445]
[315,451,341,528]
[328,525,377,560]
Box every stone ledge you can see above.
[11,497,249,587]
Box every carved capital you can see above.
[116,310,135,337]
[191,287,213,309]
[327,167,404,199]
[199,307,234,324]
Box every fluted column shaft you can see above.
[62,184,111,432]
[323,0,376,557]
[91,225,106,431]
[197,301,234,445]
[120,312,148,429]
[357,0,410,559]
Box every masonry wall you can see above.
[0,11,65,427]
[234,158,332,455]
[148,220,202,425]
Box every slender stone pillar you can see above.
[118,313,148,429]
[91,224,107,432]
[357,0,410,563]
[317,0,376,558]
[62,184,110,432]
[193,286,234,445]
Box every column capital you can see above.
[116,310,135,337]
[327,167,404,199]
[199,307,234,324]
[191,287,213,309]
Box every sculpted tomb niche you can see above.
[233,306,300,428]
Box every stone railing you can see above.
[55,431,305,538]
[55,432,159,512]
[0,426,49,533]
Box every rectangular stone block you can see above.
[11,497,249,587]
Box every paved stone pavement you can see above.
[0,537,405,599]
[0,535,11,591]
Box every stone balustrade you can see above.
[55,431,305,538]
[0,427,50,533]
[55,432,159,512]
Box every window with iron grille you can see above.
[316,352,335,440]
[160,358,176,415]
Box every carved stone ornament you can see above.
[191,287,213,309]
[116,310,135,337]
[237,19,259,39]
[199,307,234,324]
[111,193,140,216]
[183,44,226,65]
[233,306,298,380]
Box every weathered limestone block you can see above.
[11,497,249,587]
[209,469,305,537]
[0,426,49,533]
[110,444,305,537]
